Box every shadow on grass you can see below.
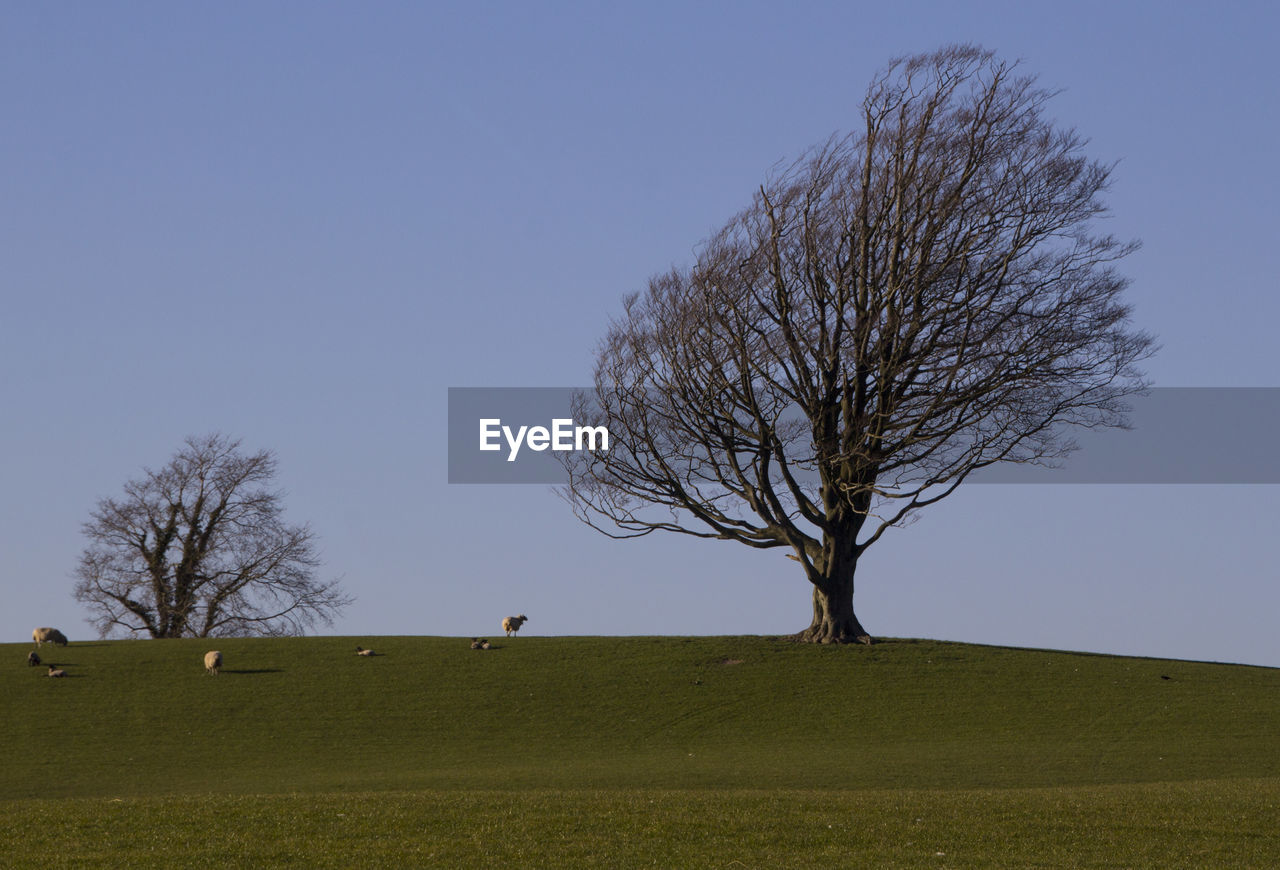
[219,669,284,675]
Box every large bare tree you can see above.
[562,46,1154,643]
[74,434,351,638]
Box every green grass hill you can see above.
[2,635,1277,867]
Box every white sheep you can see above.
[355,646,377,657]
[27,651,42,667]
[204,650,222,675]
[46,665,66,678]
[32,627,68,647]
[502,615,528,637]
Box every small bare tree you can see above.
[74,434,351,638]
[562,45,1154,643]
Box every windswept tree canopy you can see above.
[562,45,1154,642]
[74,434,351,638]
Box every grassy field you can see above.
[3,635,1278,866]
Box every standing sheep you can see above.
[32,627,68,647]
[27,651,42,667]
[502,615,528,637]
[204,650,222,675]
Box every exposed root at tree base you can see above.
[788,629,873,645]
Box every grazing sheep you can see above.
[27,651,42,667]
[502,615,528,637]
[46,665,66,678]
[204,650,222,675]
[32,627,68,647]
[355,646,377,657]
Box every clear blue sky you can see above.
[4,2,1278,665]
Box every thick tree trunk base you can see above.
[789,623,873,645]
[791,580,872,644]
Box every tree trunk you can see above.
[793,570,872,644]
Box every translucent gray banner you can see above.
[448,387,1280,484]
